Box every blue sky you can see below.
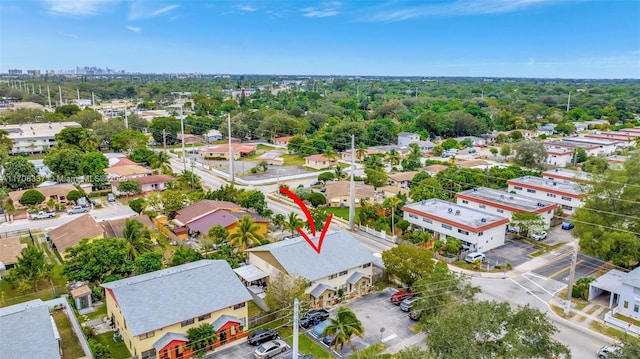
[1,0,639,78]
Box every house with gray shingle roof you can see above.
[102,260,252,359]
[0,299,62,359]
[246,231,376,308]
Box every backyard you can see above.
[51,310,85,359]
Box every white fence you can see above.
[604,309,640,337]
[361,225,397,243]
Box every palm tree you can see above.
[79,131,99,152]
[322,306,364,353]
[284,212,304,236]
[179,170,202,190]
[385,196,403,234]
[355,143,368,161]
[386,148,401,166]
[334,166,346,181]
[227,215,264,252]
[151,151,172,174]
[122,219,154,260]
[407,143,422,161]
[323,146,339,168]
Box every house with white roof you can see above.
[455,187,557,230]
[102,260,252,359]
[402,199,510,252]
[0,299,62,359]
[507,176,584,215]
[0,121,82,155]
[246,231,376,308]
[397,132,436,152]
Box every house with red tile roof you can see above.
[200,144,256,160]
[111,174,175,195]
[273,136,294,146]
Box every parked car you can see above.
[107,193,116,202]
[390,290,414,305]
[299,309,330,328]
[561,222,574,230]
[529,231,548,241]
[310,181,324,189]
[464,252,486,263]
[323,335,338,346]
[247,328,280,346]
[67,205,89,215]
[597,344,618,359]
[408,310,421,321]
[253,340,290,359]
[399,297,420,312]
[30,211,56,220]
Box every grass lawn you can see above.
[325,207,360,221]
[83,304,107,322]
[279,153,306,166]
[248,301,265,318]
[51,310,86,359]
[95,332,131,359]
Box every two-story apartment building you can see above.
[542,168,593,183]
[455,187,557,230]
[0,121,82,155]
[507,176,584,215]
[397,132,435,152]
[387,171,418,189]
[402,199,510,252]
[102,260,252,359]
[246,231,376,308]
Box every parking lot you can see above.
[485,238,538,268]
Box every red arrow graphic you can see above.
[280,186,333,254]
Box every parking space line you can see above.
[547,259,583,279]
[381,333,397,343]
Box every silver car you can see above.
[254,339,290,359]
[67,205,89,215]
[399,297,420,312]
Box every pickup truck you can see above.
[30,211,56,220]
[67,205,90,215]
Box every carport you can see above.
[588,269,625,307]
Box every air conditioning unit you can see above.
[448,208,453,213]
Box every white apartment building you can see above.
[0,122,82,155]
[403,199,509,252]
[545,148,575,167]
[507,176,584,215]
[542,168,593,183]
[455,187,557,230]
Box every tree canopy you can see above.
[381,244,435,287]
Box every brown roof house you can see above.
[304,154,336,170]
[170,200,269,238]
[111,174,175,195]
[387,171,418,189]
[48,214,105,258]
[200,144,256,160]
[8,183,77,209]
[324,181,377,208]
[104,165,151,182]
[0,237,26,270]
[101,216,156,238]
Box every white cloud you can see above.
[43,0,116,16]
[363,0,562,22]
[238,5,256,12]
[129,1,180,20]
[63,33,78,38]
[302,1,342,18]
[127,25,141,32]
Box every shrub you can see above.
[318,172,335,182]
[19,189,45,205]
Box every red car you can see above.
[390,290,414,305]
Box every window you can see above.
[462,200,468,204]
[478,232,484,236]
[329,274,338,280]
[496,209,504,213]
[141,349,157,359]
[408,214,418,219]
[441,224,452,230]
[457,229,469,235]
[635,304,640,313]
[180,319,194,327]
[513,186,523,191]
[546,193,556,198]
[339,270,348,276]
[362,263,371,268]
[478,204,486,209]
[527,189,536,193]
[562,205,573,211]
[198,314,211,321]
[561,196,572,201]
[422,218,432,224]
[233,302,246,310]
[139,331,155,340]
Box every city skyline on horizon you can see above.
[1,0,639,79]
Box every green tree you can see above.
[19,189,44,205]
[161,190,185,214]
[432,145,444,157]
[321,306,365,353]
[265,272,308,312]
[383,196,403,234]
[386,148,401,166]
[500,144,512,159]
[187,323,217,358]
[582,156,608,174]
[364,169,388,189]
[3,246,53,292]
[117,180,142,197]
[111,130,149,154]
[425,301,569,359]
[409,177,448,201]
[609,336,640,359]
[92,117,126,147]
[513,141,548,168]
[284,212,304,236]
[134,252,163,275]
[495,133,509,144]
[510,212,546,237]
[44,148,84,178]
[412,262,479,318]
[318,172,335,182]
[460,138,474,148]
[178,170,202,190]
[171,246,203,266]
[122,218,154,260]
[238,190,266,214]
[55,104,81,117]
[381,244,434,287]
[441,138,459,150]
[227,215,264,252]
[128,197,145,213]
[149,117,181,145]
[66,190,83,203]
[63,238,131,283]
[272,213,286,229]
[3,157,38,189]
[81,152,109,180]
[490,147,499,157]
[308,192,327,208]
[574,154,640,268]
[54,127,93,149]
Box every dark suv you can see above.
[247,328,280,346]
[299,309,330,328]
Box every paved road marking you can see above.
[547,259,583,279]
[381,333,397,343]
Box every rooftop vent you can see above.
[421,200,426,205]
[448,208,453,213]
[509,196,514,200]
[455,210,461,215]
[500,194,505,199]
[481,218,487,223]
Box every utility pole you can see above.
[124,99,129,129]
[58,85,62,105]
[349,134,355,230]
[47,86,51,108]
[180,108,186,171]
[566,92,571,112]
[162,129,167,153]
[91,92,95,106]
[227,113,234,183]
[77,88,80,104]
[564,242,579,316]
[292,298,299,359]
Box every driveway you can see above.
[206,339,294,359]
[485,238,539,268]
[302,288,420,357]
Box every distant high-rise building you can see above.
[8,69,22,75]
[27,70,41,78]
